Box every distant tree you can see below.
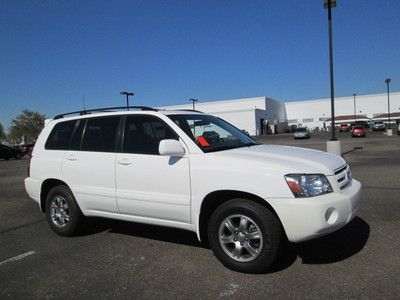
[9,109,46,144]
[0,122,5,140]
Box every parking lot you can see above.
[1,131,399,299]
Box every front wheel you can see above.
[208,199,282,273]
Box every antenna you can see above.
[82,96,86,111]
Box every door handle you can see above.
[118,158,132,166]
[66,154,77,161]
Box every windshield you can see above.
[168,114,258,153]
[296,128,307,132]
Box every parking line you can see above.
[0,251,35,267]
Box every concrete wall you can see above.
[160,97,269,136]
[160,97,289,135]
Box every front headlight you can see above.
[285,174,333,198]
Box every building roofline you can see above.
[160,96,274,109]
[285,91,400,105]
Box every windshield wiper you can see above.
[205,143,259,153]
[245,142,259,146]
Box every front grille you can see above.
[334,164,352,190]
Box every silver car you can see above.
[372,122,386,131]
[294,127,311,139]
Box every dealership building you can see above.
[161,92,400,135]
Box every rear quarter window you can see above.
[45,120,77,150]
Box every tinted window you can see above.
[123,115,178,155]
[45,120,77,150]
[70,119,86,150]
[81,117,120,152]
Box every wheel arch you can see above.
[40,178,69,212]
[197,190,285,243]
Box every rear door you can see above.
[62,116,120,213]
[115,115,191,223]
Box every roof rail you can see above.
[53,106,157,119]
[175,109,204,113]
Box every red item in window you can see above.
[196,136,210,147]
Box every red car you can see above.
[351,125,366,137]
[339,123,350,132]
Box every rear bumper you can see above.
[24,177,42,204]
[269,179,362,242]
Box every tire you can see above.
[4,156,10,160]
[207,199,282,273]
[45,185,86,236]
[15,153,22,160]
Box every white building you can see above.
[160,97,286,136]
[161,92,400,135]
[285,92,400,130]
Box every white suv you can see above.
[25,107,362,273]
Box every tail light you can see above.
[27,156,31,177]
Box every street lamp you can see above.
[188,98,198,110]
[324,0,337,141]
[121,91,134,110]
[385,78,391,128]
[353,93,356,123]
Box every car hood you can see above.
[214,144,346,175]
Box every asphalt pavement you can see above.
[0,131,399,299]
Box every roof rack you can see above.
[54,106,158,119]
[175,109,204,113]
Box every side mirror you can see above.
[159,139,185,157]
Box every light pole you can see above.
[121,91,134,110]
[324,0,337,141]
[385,78,391,128]
[189,98,198,110]
[353,93,356,123]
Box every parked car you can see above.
[25,107,362,273]
[351,125,366,137]
[339,123,350,132]
[0,144,24,160]
[293,127,310,139]
[372,122,386,131]
[25,143,35,157]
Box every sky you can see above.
[1,0,399,129]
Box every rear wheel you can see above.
[45,185,86,236]
[208,199,282,273]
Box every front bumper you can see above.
[269,179,362,243]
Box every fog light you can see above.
[325,207,338,224]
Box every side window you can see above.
[81,117,120,152]
[70,119,86,151]
[123,115,178,155]
[45,120,77,150]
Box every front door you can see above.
[115,115,191,223]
